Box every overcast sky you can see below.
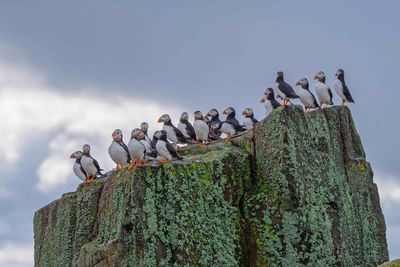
[0,1,399,266]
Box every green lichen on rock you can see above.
[34,106,388,267]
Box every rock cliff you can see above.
[34,106,388,267]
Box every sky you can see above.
[0,1,399,266]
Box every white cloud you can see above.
[375,172,400,204]
[0,242,33,266]
[0,59,183,194]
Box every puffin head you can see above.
[276,71,284,82]
[112,129,123,142]
[210,122,220,131]
[335,69,344,78]
[222,107,235,116]
[131,128,142,140]
[180,112,189,122]
[205,109,218,118]
[295,78,309,89]
[261,88,275,102]
[153,130,162,140]
[82,144,91,155]
[140,122,149,133]
[193,111,203,120]
[157,114,171,123]
[242,107,254,117]
[70,151,83,159]
[313,71,326,82]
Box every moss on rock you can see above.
[34,106,388,267]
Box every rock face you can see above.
[34,106,388,267]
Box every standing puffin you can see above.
[295,78,320,112]
[241,107,258,130]
[223,107,246,132]
[81,144,103,183]
[128,128,146,170]
[140,122,152,144]
[313,71,333,108]
[193,110,209,147]
[205,109,223,140]
[108,129,131,170]
[275,71,299,106]
[334,69,354,108]
[69,151,87,181]
[260,87,281,116]
[154,130,183,162]
[210,121,236,142]
[137,129,157,158]
[157,114,188,146]
[178,112,196,140]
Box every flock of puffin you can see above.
[70,69,354,183]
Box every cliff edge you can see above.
[34,106,388,267]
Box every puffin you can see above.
[193,110,209,147]
[81,144,103,183]
[157,114,188,146]
[210,121,236,142]
[241,107,258,130]
[334,68,354,108]
[205,109,221,127]
[108,129,131,170]
[127,128,146,170]
[222,107,246,132]
[295,78,320,112]
[178,112,196,140]
[140,122,152,144]
[69,151,87,181]
[137,129,157,158]
[313,71,333,108]
[260,87,281,116]
[275,71,299,106]
[154,130,183,162]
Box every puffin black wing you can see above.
[76,158,88,176]
[226,120,246,132]
[271,99,281,109]
[173,126,189,143]
[328,87,334,105]
[250,116,258,123]
[185,122,196,140]
[342,83,354,103]
[166,142,183,160]
[119,141,132,162]
[278,82,299,98]
[90,156,103,174]
[311,92,320,108]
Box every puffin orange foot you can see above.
[159,159,170,163]
[199,143,206,149]
[223,136,232,142]
[127,161,136,171]
[85,176,94,184]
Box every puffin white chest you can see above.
[264,101,274,116]
[274,83,284,99]
[178,122,190,138]
[108,141,129,165]
[73,162,86,181]
[140,139,153,153]
[193,120,209,141]
[81,155,98,176]
[220,122,236,136]
[334,79,346,100]
[315,82,331,104]
[156,141,172,161]
[298,90,315,108]
[243,117,254,130]
[163,125,178,143]
[128,139,145,161]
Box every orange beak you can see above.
[205,112,210,117]
[157,117,162,123]
[222,110,227,115]
[241,110,246,116]
[260,97,265,103]
[313,74,318,80]
[295,80,302,86]
[69,153,75,159]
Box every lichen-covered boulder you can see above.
[247,106,388,266]
[34,106,388,267]
[34,146,251,267]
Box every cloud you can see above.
[0,60,183,194]
[0,242,33,266]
